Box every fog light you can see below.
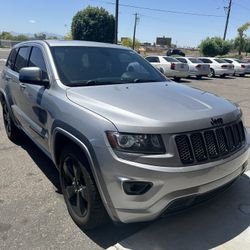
[123,181,153,195]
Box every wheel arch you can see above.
[50,122,119,222]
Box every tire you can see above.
[59,144,108,230]
[208,68,215,78]
[174,77,181,82]
[1,100,20,142]
[220,74,226,78]
[196,75,202,80]
[239,74,245,77]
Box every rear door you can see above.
[5,46,31,126]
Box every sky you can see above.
[0,0,250,47]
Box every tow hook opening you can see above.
[123,181,153,195]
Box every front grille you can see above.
[175,120,246,165]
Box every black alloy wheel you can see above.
[59,145,108,230]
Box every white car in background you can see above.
[145,56,189,81]
[176,57,210,79]
[223,58,250,76]
[198,57,234,78]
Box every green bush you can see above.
[199,37,232,57]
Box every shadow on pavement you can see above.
[112,175,250,250]
[17,134,61,192]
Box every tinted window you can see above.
[29,47,48,79]
[145,57,160,63]
[224,59,232,63]
[189,58,203,64]
[6,48,18,69]
[51,46,166,86]
[199,58,212,63]
[214,59,227,64]
[14,47,30,72]
[163,57,180,63]
[176,58,187,63]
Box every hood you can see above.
[66,82,241,133]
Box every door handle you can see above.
[20,83,26,90]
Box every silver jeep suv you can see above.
[0,40,249,229]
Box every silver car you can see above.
[0,40,249,229]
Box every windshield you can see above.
[163,56,180,63]
[50,46,167,86]
[214,58,227,64]
[189,58,203,64]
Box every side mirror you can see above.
[19,67,49,87]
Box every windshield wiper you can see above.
[132,79,161,83]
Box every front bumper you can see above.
[95,134,250,223]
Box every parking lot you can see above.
[1,49,250,250]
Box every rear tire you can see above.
[1,100,21,142]
[239,74,245,77]
[220,74,226,78]
[196,75,202,80]
[208,69,215,78]
[59,144,108,230]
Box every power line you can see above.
[93,0,225,18]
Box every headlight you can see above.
[106,132,165,154]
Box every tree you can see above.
[236,22,250,55]
[121,38,140,50]
[0,31,14,40]
[64,32,72,40]
[34,33,46,40]
[244,38,250,56]
[199,37,232,57]
[71,6,115,43]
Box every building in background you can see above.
[156,36,172,47]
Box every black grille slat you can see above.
[225,126,235,152]
[175,120,246,165]
[175,135,194,164]
[238,121,245,143]
[232,124,240,147]
[190,133,208,162]
[204,131,219,159]
[216,128,229,155]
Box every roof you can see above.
[13,40,130,50]
[45,40,128,49]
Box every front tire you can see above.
[1,100,20,142]
[196,75,202,80]
[239,73,245,77]
[174,77,181,82]
[59,145,108,230]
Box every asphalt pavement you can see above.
[0,50,250,249]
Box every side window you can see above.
[14,47,30,72]
[6,48,18,70]
[200,58,212,63]
[177,58,187,63]
[146,57,159,63]
[28,47,48,79]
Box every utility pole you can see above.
[223,0,232,40]
[132,13,139,50]
[115,0,119,44]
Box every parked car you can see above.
[1,40,249,230]
[145,55,189,81]
[223,58,250,76]
[176,57,210,79]
[198,57,234,78]
[166,49,185,57]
